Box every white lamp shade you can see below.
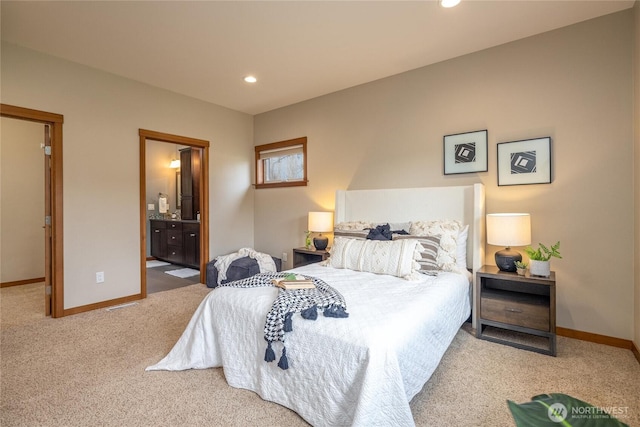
[486,213,531,247]
[308,211,333,233]
[169,159,181,169]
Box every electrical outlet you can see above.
[96,272,105,283]
[282,252,288,262]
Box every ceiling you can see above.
[1,1,634,115]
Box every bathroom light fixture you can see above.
[169,159,180,168]
[440,0,461,8]
[487,213,531,272]
[244,76,257,83]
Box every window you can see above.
[255,137,308,189]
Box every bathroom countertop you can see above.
[149,218,200,224]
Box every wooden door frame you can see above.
[139,129,209,296]
[1,104,64,317]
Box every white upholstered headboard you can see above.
[335,184,485,327]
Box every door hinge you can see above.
[44,146,52,156]
[45,285,52,296]
[45,216,52,226]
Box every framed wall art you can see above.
[497,137,552,186]
[443,129,488,175]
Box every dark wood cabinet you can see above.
[183,223,200,268]
[180,148,201,220]
[150,220,167,259]
[293,247,330,268]
[475,265,556,356]
[150,219,199,269]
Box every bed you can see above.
[147,184,485,426]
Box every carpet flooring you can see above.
[1,283,639,426]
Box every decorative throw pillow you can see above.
[328,237,422,280]
[409,220,463,272]
[366,223,393,240]
[333,229,369,240]
[334,221,372,231]
[393,234,440,273]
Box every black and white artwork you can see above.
[498,137,551,186]
[510,151,536,174]
[455,142,476,164]
[444,130,487,175]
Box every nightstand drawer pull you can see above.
[505,307,523,313]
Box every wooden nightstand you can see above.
[292,247,330,268]
[475,265,556,356]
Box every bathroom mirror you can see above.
[176,171,181,209]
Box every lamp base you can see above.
[313,235,328,251]
[495,248,522,272]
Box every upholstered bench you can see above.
[206,256,282,288]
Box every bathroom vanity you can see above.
[150,219,200,269]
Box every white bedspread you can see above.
[146,264,471,427]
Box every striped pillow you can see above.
[393,234,440,273]
[409,220,462,272]
[333,229,369,240]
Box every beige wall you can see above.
[633,1,640,349]
[0,117,45,283]
[1,42,255,310]
[255,11,635,340]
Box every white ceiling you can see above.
[1,1,634,115]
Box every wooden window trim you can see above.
[255,137,308,189]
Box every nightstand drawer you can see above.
[481,291,549,332]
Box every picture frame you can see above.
[497,137,552,186]
[443,129,488,175]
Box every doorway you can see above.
[0,104,64,317]
[139,129,209,297]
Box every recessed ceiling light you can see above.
[244,76,257,83]
[440,0,460,8]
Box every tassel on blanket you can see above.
[324,305,349,318]
[264,341,276,362]
[278,347,289,370]
[283,312,293,332]
[300,305,318,320]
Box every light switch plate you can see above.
[148,204,155,211]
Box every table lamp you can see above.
[486,213,531,272]
[308,211,333,251]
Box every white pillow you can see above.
[456,225,469,270]
[328,237,422,280]
[334,221,372,230]
[409,220,463,272]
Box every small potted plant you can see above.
[514,260,528,276]
[524,241,561,277]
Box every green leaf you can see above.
[507,393,629,427]
[524,241,561,261]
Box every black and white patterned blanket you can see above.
[218,272,348,370]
